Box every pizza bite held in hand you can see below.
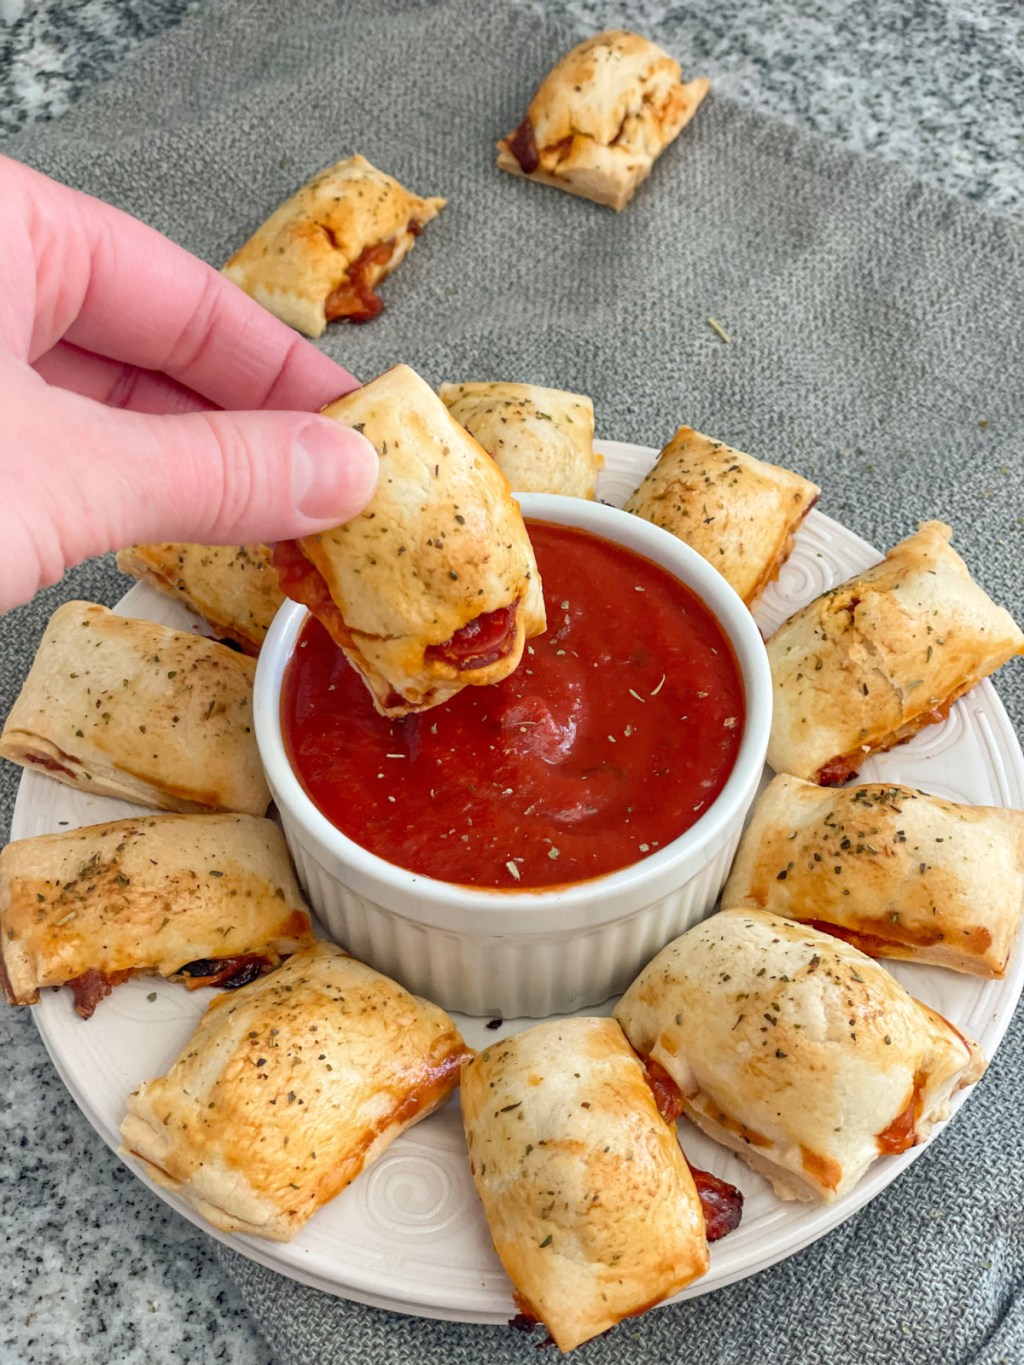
[0,602,270,814]
[461,1016,730,1353]
[120,941,471,1241]
[116,542,284,656]
[439,381,599,499]
[722,775,1024,977]
[766,521,1024,784]
[625,426,819,606]
[0,814,314,1017]
[274,364,546,717]
[497,30,710,211]
[222,154,444,336]
[614,909,985,1204]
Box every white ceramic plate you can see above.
[14,440,1024,1323]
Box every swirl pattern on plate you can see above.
[362,1151,475,1237]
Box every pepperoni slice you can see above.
[643,1056,686,1124]
[686,1160,744,1242]
[324,239,395,323]
[508,118,540,174]
[815,754,861,786]
[425,605,518,671]
[67,968,132,1019]
[177,954,272,990]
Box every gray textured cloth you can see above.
[2,0,1023,1361]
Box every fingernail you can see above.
[293,419,379,521]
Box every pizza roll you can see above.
[497,30,710,211]
[625,426,819,606]
[439,382,599,499]
[614,908,985,1204]
[0,602,269,814]
[274,365,546,717]
[461,1016,711,1353]
[116,543,284,656]
[722,774,1024,978]
[222,154,445,336]
[766,522,1024,784]
[120,941,471,1241]
[0,814,314,1017]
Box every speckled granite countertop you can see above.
[0,3,1020,1364]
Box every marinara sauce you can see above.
[281,522,745,889]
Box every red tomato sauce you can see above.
[281,522,745,889]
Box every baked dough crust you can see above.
[625,426,820,605]
[0,602,270,814]
[116,543,284,655]
[614,908,985,1203]
[461,1016,709,1352]
[496,30,710,211]
[277,365,546,717]
[120,942,471,1241]
[0,813,313,1007]
[222,154,445,337]
[722,774,1024,977]
[765,522,1024,782]
[439,382,599,499]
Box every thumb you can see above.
[146,406,381,542]
[18,385,378,589]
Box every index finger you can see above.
[18,157,361,412]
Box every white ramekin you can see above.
[255,495,772,1018]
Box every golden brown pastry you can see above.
[222,154,445,336]
[274,364,546,717]
[439,382,599,499]
[0,814,314,1017]
[614,908,985,1204]
[497,30,710,211]
[461,1016,710,1353]
[721,774,1024,977]
[0,602,270,814]
[120,941,472,1241]
[115,543,284,656]
[766,521,1024,783]
[624,426,820,606]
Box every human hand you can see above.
[0,155,379,613]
